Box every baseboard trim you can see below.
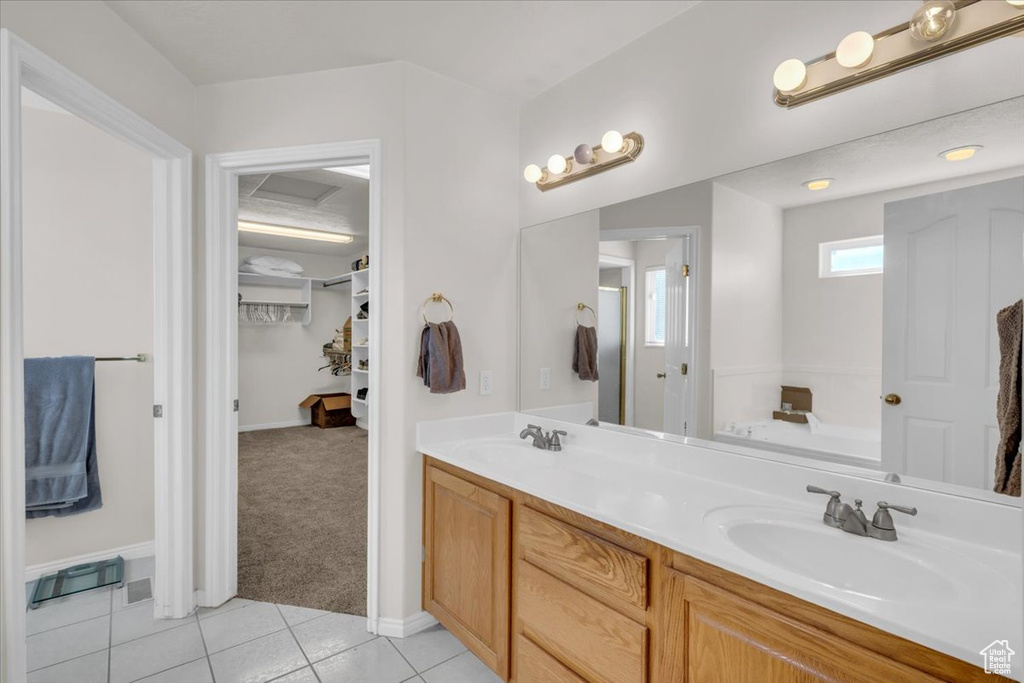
[25,540,155,582]
[377,611,438,638]
[238,419,307,433]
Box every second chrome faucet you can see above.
[519,424,567,451]
[806,485,917,541]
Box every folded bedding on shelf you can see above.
[240,255,304,277]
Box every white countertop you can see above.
[417,411,1023,680]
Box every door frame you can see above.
[601,227,699,436]
[204,141,383,632]
[597,254,635,426]
[1,29,194,681]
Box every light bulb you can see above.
[802,178,833,191]
[1007,0,1024,7]
[523,164,543,183]
[909,0,956,42]
[547,154,568,175]
[574,144,594,165]
[773,59,807,93]
[939,145,982,161]
[836,31,874,68]
[601,130,624,154]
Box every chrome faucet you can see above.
[806,486,917,541]
[519,424,567,451]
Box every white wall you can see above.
[1,1,196,147]
[237,247,352,429]
[197,62,520,620]
[21,104,155,565]
[519,0,1024,229]
[781,167,1024,429]
[710,184,784,430]
[520,211,600,414]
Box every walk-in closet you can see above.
[236,165,371,615]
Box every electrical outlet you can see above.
[479,370,493,395]
[540,367,551,391]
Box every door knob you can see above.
[656,372,667,379]
[884,393,902,405]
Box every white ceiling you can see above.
[104,0,698,101]
[715,97,1024,209]
[238,168,369,257]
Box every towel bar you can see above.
[95,354,148,362]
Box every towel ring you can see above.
[576,302,597,326]
[422,292,455,324]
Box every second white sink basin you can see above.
[704,505,1013,605]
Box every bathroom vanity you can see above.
[418,413,1020,682]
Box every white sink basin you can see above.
[704,506,1013,605]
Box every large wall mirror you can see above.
[519,96,1023,505]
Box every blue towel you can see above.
[24,356,103,517]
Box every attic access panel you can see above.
[249,173,341,207]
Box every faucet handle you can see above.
[552,430,567,436]
[806,485,842,527]
[549,429,567,452]
[527,424,542,431]
[877,501,917,517]
[870,501,917,541]
[806,485,840,498]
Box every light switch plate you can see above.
[480,370,493,395]
[540,367,551,391]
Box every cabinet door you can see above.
[659,569,942,683]
[423,465,511,679]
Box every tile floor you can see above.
[26,559,499,683]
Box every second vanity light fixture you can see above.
[523,130,644,191]
[773,0,1024,108]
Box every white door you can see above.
[663,235,695,436]
[882,177,1024,488]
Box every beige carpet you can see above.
[237,425,367,615]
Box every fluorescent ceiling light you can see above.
[238,220,354,243]
[324,164,370,180]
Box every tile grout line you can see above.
[125,655,208,683]
[195,607,218,683]
[415,649,477,679]
[274,604,322,683]
[26,645,110,675]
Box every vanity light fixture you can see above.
[835,31,875,68]
[939,144,982,161]
[773,0,1024,108]
[523,130,644,192]
[237,220,354,243]
[803,178,833,191]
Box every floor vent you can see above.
[123,577,153,607]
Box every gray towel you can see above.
[994,300,1022,496]
[24,356,103,517]
[572,325,599,382]
[416,322,466,394]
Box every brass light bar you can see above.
[526,132,644,192]
[774,0,1024,108]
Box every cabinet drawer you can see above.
[518,506,647,614]
[516,635,585,683]
[517,561,648,683]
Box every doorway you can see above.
[234,166,370,613]
[598,228,698,436]
[0,30,193,681]
[204,141,383,632]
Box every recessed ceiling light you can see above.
[939,145,983,161]
[238,220,354,243]
[803,178,833,191]
[324,164,370,180]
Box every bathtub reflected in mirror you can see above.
[518,97,1024,504]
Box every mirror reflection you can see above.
[519,97,1024,500]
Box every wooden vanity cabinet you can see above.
[422,457,1006,683]
[422,464,511,679]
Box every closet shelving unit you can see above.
[349,267,370,424]
[238,273,312,325]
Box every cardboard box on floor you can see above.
[772,386,812,424]
[299,392,355,429]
